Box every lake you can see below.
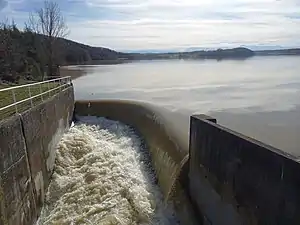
[72,56,300,156]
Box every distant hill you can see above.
[254,48,300,56]
[241,45,287,51]
[55,42,256,62]
[126,45,294,53]
[55,38,133,64]
[130,47,255,60]
[128,47,300,59]
[0,24,134,83]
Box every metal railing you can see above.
[0,76,72,119]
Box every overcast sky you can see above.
[0,0,300,51]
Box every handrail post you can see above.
[39,83,43,102]
[48,80,51,97]
[12,89,18,114]
[28,86,33,108]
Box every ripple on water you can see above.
[37,116,178,225]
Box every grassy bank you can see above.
[0,82,60,120]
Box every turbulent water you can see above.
[37,116,178,225]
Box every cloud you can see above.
[68,15,300,50]
[0,0,8,10]
[1,0,300,50]
[66,0,300,50]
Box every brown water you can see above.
[72,56,300,156]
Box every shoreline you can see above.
[59,67,88,80]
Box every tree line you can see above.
[0,1,70,83]
[0,0,127,84]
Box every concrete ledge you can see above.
[189,114,300,225]
[20,87,74,215]
[0,115,26,174]
[0,115,35,225]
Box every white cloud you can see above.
[1,0,300,50]
[0,0,7,10]
[67,0,300,50]
[68,16,300,50]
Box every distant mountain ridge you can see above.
[53,37,300,63]
[254,48,300,56]
[128,47,255,60]
[124,45,297,54]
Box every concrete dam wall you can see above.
[0,87,74,225]
[189,115,300,225]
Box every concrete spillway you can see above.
[37,100,199,224]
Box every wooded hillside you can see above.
[0,22,130,83]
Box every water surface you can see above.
[72,56,300,156]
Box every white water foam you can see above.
[37,116,178,225]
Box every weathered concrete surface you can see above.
[189,114,300,225]
[74,100,201,225]
[0,86,74,225]
[0,115,36,225]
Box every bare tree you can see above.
[26,0,69,77]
